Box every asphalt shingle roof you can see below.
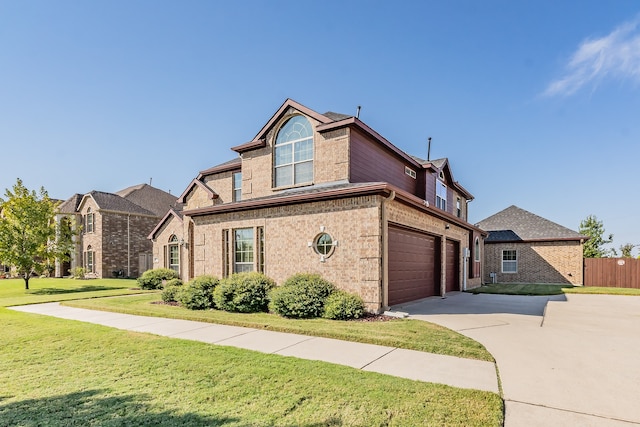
[88,191,156,216]
[57,194,83,214]
[477,205,586,242]
[115,183,177,217]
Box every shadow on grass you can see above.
[0,390,349,427]
[0,389,237,427]
[28,286,126,295]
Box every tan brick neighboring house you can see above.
[477,205,588,285]
[55,184,177,278]
[149,99,486,312]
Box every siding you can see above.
[349,128,424,198]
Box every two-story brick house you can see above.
[149,99,485,311]
[56,184,177,278]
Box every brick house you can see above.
[56,184,177,278]
[149,99,485,312]
[477,205,587,285]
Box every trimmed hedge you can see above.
[269,273,336,318]
[213,272,276,313]
[323,290,365,320]
[177,275,219,310]
[137,268,180,290]
[161,279,183,303]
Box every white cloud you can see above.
[543,17,640,97]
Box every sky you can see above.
[1,1,639,254]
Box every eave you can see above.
[177,179,219,204]
[183,183,393,217]
[148,208,184,240]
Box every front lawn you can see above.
[0,277,154,307]
[0,309,503,426]
[65,293,494,362]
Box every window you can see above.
[257,226,265,273]
[474,237,480,262]
[233,172,242,202]
[168,235,180,273]
[313,233,334,256]
[502,250,517,273]
[436,180,447,210]
[405,166,416,179]
[85,208,94,233]
[456,198,462,218]
[85,245,94,273]
[234,228,254,273]
[274,115,313,187]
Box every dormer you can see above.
[419,158,473,220]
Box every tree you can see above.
[618,243,636,258]
[0,179,73,289]
[579,214,613,258]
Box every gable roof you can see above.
[57,193,83,214]
[231,98,336,153]
[115,183,177,217]
[79,191,157,216]
[176,179,219,204]
[477,205,587,242]
[148,206,184,240]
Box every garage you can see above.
[388,224,440,306]
[445,239,460,293]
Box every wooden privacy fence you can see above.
[583,258,640,288]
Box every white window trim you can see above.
[502,249,517,273]
[273,116,314,188]
[436,180,447,211]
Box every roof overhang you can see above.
[177,179,219,204]
[148,208,184,240]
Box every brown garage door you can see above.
[445,240,460,293]
[388,225,439,305]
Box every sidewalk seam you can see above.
[359,347,397,370]
[506,399,640,425]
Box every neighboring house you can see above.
[149,99,485,312]
[477,205,587,285]
[55,184,177,278]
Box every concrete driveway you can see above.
[394,292,640,427]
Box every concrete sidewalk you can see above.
[8,302,499,394]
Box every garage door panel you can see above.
[388,225,439,306]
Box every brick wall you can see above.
[151,214,185,274]
[484,241,583,285]
[80,198,102,278]
[189,195,384,311]
[240,110,351,200]
[101,212,158,278]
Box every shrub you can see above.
[213,272,276,313]
[269,273,337,318]
[137,268,180,290]
[323,291,365,320]
[160,279,183,303]
[71,267,86,280]
[177,275,218,310]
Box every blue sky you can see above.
[1,1,639,254]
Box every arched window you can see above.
[274,115,313,187]
[85,208,94,233]
[85,245,94,273]
[168,235,180,273]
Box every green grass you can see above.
[467,283,572,295]
[563,286,640,295]
[64,293,493,362]
[468,283,640,296]
[0,277,154,307]
[0,308,503,426]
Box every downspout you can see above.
[381,190,396,312]
[127,213,131,277]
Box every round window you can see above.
[314,233,334,256]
